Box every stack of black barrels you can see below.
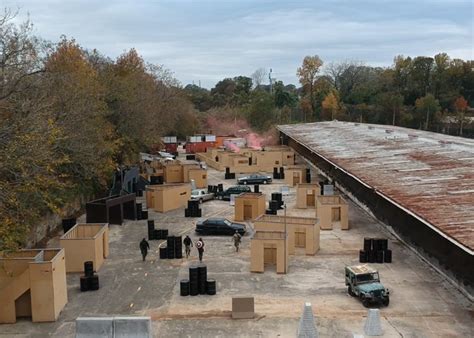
[225,167,236,179]
[136,203,143,220]
[186,154,196,160]
[62,217,76,233]
[160,235,183,259]
[273,167,285,179]
[185,200,202,217]
[147,220,169,241]
[266,200,278,215]
[80,261,99,292]
[180,264,216,296]
[271,192,284,209]
[207,184,223,194]
[360,238,392,264]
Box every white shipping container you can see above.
[162,136,177,143]
[188,136,202,143]
[205,135,216,142]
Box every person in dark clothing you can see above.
[183,235,193,258]
[233,231,242,252]
[139,238,150,261]
[196,238,205,262]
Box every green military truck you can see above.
[345,264,390,307]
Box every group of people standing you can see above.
[139,231,242,261]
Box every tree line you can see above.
[185,55,473,136]
[0,10,198,249]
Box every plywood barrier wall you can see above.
[0,249,67,323]
[285,166,307,187]
[163,164,183,183]
[188,169,207,188]
[146,184,191,213]
[254,215,320,255]
[296,183,320,208]
[316,195,349,230]
[234,193,266,221]
[250,231,288,274]
[59,223,109,273]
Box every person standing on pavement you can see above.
[183,235,193,258]
[233,231,242,252]
[139,238,150,261]
[196,238,205,262]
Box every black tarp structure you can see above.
[86,194,137,225]
[281,131,474,294]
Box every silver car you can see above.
[190,189,214,203]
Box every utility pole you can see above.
[269,68,273,94]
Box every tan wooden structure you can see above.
[254,215,320,255]
[285,166,307,186]
[296,183,320,208]
[0,249,68,323]
[197,146,295,173]
[316,195,349,230]
[250,231,288,274]
[59,223,109,273]
[146,183,191,212]
[234,192,266,221]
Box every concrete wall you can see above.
[316,195,349,230]
[234,193,266,221]
[59,223,109,273]
[146,184,191,213]
[296,183,320,208]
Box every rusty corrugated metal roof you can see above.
[278,121,474,253]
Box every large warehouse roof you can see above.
[278,121,474,253]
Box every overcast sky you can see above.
[6,0,474,88]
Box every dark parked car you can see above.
[215,185,251,201]
[195,218,246,236]
[237,174,272,185]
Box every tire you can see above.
[243,181,247,185]
[362,298,370,308]
[348,286,355,297]
[263,180,268,184]
[199,199,203,204]
[382,297,389,306]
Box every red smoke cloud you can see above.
[205,115,277,151]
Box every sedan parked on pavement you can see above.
[190,189,214,203]
[195,218,246,236]
[237,174,272,185]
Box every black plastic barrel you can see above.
[279,167,284,175]
[80,276,89,292]
[136,203,142,220]
[206,279,216,295]
[269,200,279,211]
[218,183,223,192]
[384,249,392,263]
[84,261,94,277]
[180,279,190,296]
[198,264,207,294]
[254,185,259,193]
[88,275,99,291]
[359,250,367,263]
[363,238,373,252]
[162,229,169,238]
[368,251,376,263]
[376,250,384,263]
[175,236,183,259]
[167,236,175,248]
[167,248,175,259]
[159,247,167,259]
[147,220,155,229]
[189,266,199,296]
[225,167,230,174]
[141,210,148,219]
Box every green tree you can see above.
[415,94,441,130]
[297,55,323,120]
[247,90,275,131]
